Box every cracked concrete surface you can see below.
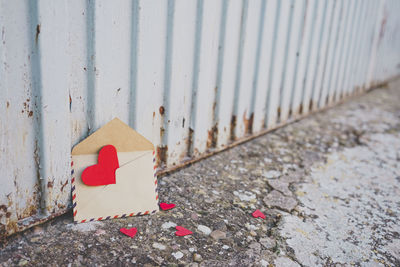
[1,79,400,266]
[281,134,400,266]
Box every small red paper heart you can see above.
[175,226,192,236]
[252,209,266,219]
[81,145,119,186]
[160,202,176,211]
[120,227,137,238]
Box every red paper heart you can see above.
[160,202,176,211]
[175,226,192,236]
[81,145,119,186]
[120,227,137,238]
[252,209,266,219]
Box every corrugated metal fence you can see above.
[1,0,399,237]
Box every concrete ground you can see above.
[1,79,400,266]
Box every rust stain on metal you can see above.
[309,99,313,111]
[60,180,69,192]
[277,106,281,121]
[15,189,40,220]
[248,113,254,134]
[212,101,217,115]
[207,94,219,149]
[159,106,165,115]
[17,204,38,220]
[69,93,72,112]
[243,111,254,135]
[2,175,67,238]
[0,205,7,213]
[156,145,168,167]
[298,103,303,114]
[22,101,33,117]
[160,127,165,139]
[187,127,194,156]
[2,208,69,240]
[57,203,66,209]
[230,115,237,141]
[33,140,43,213]
[35,24,41,44]
[159,106,166,142]
[207,123,218,149]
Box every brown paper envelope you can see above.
[71,118,154,155]
[70,118,158,223]
[72,151,158,222]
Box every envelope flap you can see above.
[72,118,154,155]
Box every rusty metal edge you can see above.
[157,75,399,177]
[3,75,398,240]
[1,208,69,243]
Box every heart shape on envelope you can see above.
[71,118,159,223]
[81,145,119,186]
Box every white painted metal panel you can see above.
[0,0,40,234]
[216,0,242,148]
[318,0,343,108]
[343,0,368,97]
[354,0,376,92]
[361,0,378,88]
[280,0,306,122]
[341,0,365,98]
[92,0,133,129]
[68,0,90,146]
[266,0,292,128]
[253,0,278,132]
[291,0,316,117]
[336,0,361,101]
[1,0,399,237]
[301,0,326,115]
[191,0,222,156]
[311,0,334,111]
[370,0,400,85]
[135,0,167,148]
[35,0,71,215]
[327,0,352,104]
[165,0,197,166]
[367,0,386,88]
[235,0,262,139]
